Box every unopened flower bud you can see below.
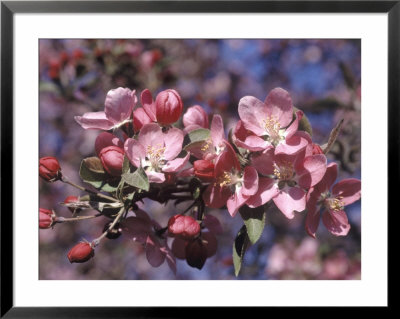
[168,215,200,239]
[194,160,215,182]
[185,238,208,270]
[99,146,124,176]
[39,156,61,182]
[183,105,209,132]
[39,208,55,229]
[155,89,183,125]
[94,132,124,157]
[64,196,80,214]
[103,222,122,240]
[67,242,95,263]
[133,107,152,132]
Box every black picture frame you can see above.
[1,1,395,317]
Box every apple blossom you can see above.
[67,242,95,263]
[39,156,61,182]
[99,146,124,176]
[183,105,209,133]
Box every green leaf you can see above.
[121,166,149,191]
[294,106,312,137]
[232,225,250,277]
[239,205,266,245]
[187,128,210,144]
[79,158,118,192]
[122,155,130,174]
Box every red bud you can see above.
[155,89,183,125]
[67,242,94,263]
[94,132,124,157]
[194,160,215,182]
[39,156,61,182]
[99,146,124,176]
[168,215,200,239]
[39,208,55,229]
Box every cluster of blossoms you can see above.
[39,86,361,275]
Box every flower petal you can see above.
[162,152,190,172]
[246,177,279,208]
[238,96,267,136]
[242,166,259,196]
[203,215,223,234]
[133,107,152,132]
[202,231,218,257]
[163,127,184,160]
[251,148,275,176]
[104,87,137,124]
[124,138,146,168]
[203,184,231,209]
[120,216,151,244]
[145,236,166,267]
[322,209,351,236]
[74,112,114,130]
[332,178,361,206]
[285,110,303,139]
[297,154,327,189]
[138,123,164,149]
[146,171,166,183]
[226,189,249,217]
[171,237,187,260]
[305,197,321,238]
[264,87,293,128]
[273,186,306,219]
[275,133,309,156]
[141,89,157,121]
[210,114,225,147]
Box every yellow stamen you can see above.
[263,116,281,138]
[273,161,294,181]
[215,171,232,188]
[327,196,344,212]
[201,139,212,152]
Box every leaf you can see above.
[232,225,250,277]
[239,205,266,245]
[82,157,105,174]
[183,128,211,151]
[121,166,149,191]
[294,106,312,137]
[79,158,118,192]
[122,155,130,174]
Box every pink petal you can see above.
[164,248,177,275]
[210,114,225,147]
[314,162,338,194]
[275,133,309,156]
[226,189,249,217]
[297,154,327,189]
[124,138,146,168]
[95,132,123,156]
[285,110,303,139]
[74,112,114,130]
[203,184,231,209]
[332,179,361,206]
[305,198,320,238]
[242,166,259,196]
[140,89,157,121]
[238,96,268,136]
[133,107,152,132]
[134,209,152,222]
[163,128,184,160]
[183,105,208,130]
[146,171,166,183]
[104,87,137,124]
[264,87,293,128]
[203,215,223,234]
[138,123,164,149]
[246,177,279,208]
[251,148,275,176]
[322,209,351,236]
[162,152,190,173]
[214,144,240,177]
[273,186,306,219]
[145,235,166,267]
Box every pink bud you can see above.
[185,238,208,270]
[183,105,209,132]
[39,208,55,229]
[94,132,124,157]
[193,160,214,182]
[39,156,61,182]
[64,196,79,214]
[99,146,124,176]
[67,242,95,263]
[155,89,183,125]
[168,215,200,239]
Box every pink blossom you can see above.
[121,210,176,273]
[247,147,327,219]
[94,132,124,157]
[99,145,124,177]
[186,114,228,161]
[124,123,189,183]
[203,144,259,217]
[155,89,183,125]
[75,87,137,130]
[238,87,308,154]
[305,162,361,237]
[183,105,209,133]
[132,107,153,132]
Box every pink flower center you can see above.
[325,196,344,212]
[215,170,242,191]
[262,116,283,145]
[145,144,166,170]
[273,161,294,181]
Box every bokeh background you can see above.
[39,39,361,280]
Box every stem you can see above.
[61,176,119,203]
[93,207,125,245]
[56,214,102,223]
